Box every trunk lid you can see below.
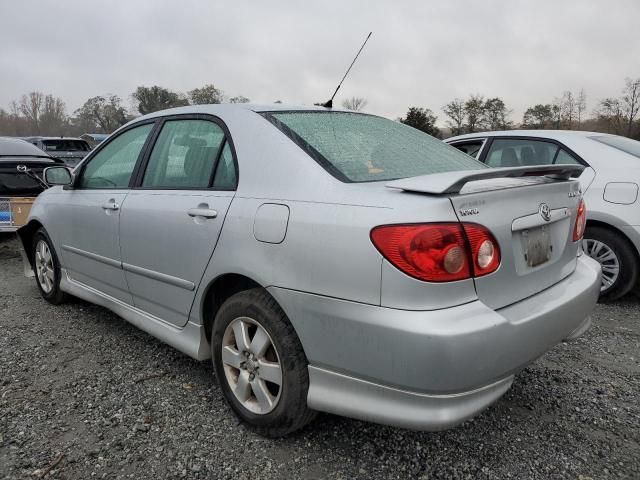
[388,166,584,310]
[0,159,55,196]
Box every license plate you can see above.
[524,226,551,267]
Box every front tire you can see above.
[32,228,67,305]
[583,226,638,302]
[212,288,315,437]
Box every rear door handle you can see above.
[187,208,218,219]
[101,201,120,211]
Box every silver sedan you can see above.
[446,131,640,301]
[19,104,600,437]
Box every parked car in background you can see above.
[446,131,640,301]
[25,136,91,167]
[80,133,110,149]
[18,105,599,437]
[0,137,61,232]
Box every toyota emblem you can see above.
[539,203,551,222]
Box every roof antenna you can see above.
[319,32,372,108]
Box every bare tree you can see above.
[40,95,67,134]
[19,92,45,133]
[557,91,576,129]
[576,88,587,127]
[442,98,465,135]
[593,98,624,134]
[341,97,368,111]
[621,77,640,137]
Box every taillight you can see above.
[462,224,501,277]
[573,199,586,241]
[370,223,501,282]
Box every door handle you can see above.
[187,208,218,219]
[101,200,120,211]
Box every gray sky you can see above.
[1,0,638,125]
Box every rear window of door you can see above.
[79,123,153,189]
[212,141,237,189]
[484,138,580,167]
[142,119,226,189]
[450,140,484,159]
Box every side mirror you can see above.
[44,166,73,186]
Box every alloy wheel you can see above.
[583,238,620,292]
[35,239,54,294]
[221,317,283,414]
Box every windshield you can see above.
[591,135,640,159]
[264,111,485,182]
[42,139,90,152]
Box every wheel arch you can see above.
[17,219,44,269]
[586,219,640,256]
[585,219,640,272]
[200,273,263,342]
[199,273,311,361]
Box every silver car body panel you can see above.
[24,106,601,431]
[59,267,210,359]
[119,190,234,327]
[268,255,599,394]
[307,368,515,431]
[53,189,133,304]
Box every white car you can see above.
[446,131,640,300]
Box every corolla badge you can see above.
[539,203,551,222]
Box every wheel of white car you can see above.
[32,228,68,305]
[211,288,316,437]
[583,226,638,302]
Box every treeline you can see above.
[396,76,640,139]
[0,84,252,137]
[1,77,639,140]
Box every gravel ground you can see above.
[0,233,639,480]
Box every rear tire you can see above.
[32,228,68,305]
[583,226,638,302]
[211,288,316,437]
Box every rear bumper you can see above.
[270,254,601,430]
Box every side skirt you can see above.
[60,268,211,361]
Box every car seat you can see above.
[500,147,520,167]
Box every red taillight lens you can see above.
[462,224,501,277]
[573,199,586,241]
[370,223,471,282]
[370,223,501,282]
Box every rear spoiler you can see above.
[386,165,584,195]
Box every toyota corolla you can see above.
[18,104,601,437]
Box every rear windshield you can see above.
[591,135,640,159]
[42,140,90,152]
[264,111,485,182]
